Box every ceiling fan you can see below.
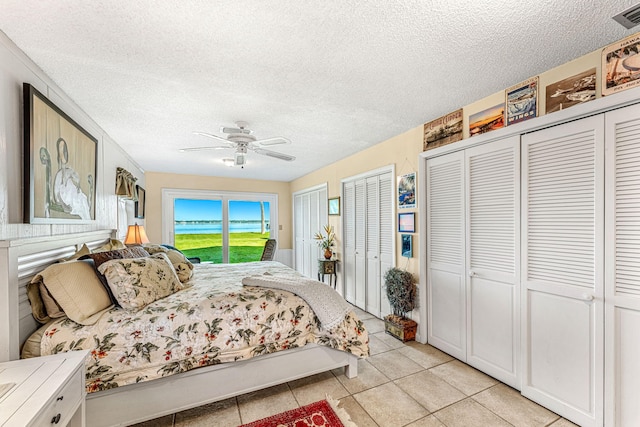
[179,121,295,167]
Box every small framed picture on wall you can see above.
[328,197,340,215]
[398,212,415,233]
[135,185,146,219]
[401,234,413,258]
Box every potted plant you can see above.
[314,224,336,259]
[383,267,417,341]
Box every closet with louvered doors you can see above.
[521,114,604,427]
[293,185,327,280]
[604,104,640,427]
[342,167,394,318]
[426,136,520,388]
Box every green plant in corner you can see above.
[384,267,417,318]
[383,267,418,342]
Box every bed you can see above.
[0,230,368,427]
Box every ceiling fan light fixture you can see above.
[234,152,247,167]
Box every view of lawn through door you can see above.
[174,198,271,263]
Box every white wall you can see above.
[0,30,143,240]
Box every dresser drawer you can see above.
[30,367,82,426]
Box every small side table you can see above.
[317,259,338,288]
[0,350,88,426]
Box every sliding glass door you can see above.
[228,200,270,262]
[162,189,278,264]
[174,198,223,263]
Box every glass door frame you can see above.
[161,188,278,263]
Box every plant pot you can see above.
[384,315,417,342]
[323,248,333,259]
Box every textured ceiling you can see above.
[0,1,635,181]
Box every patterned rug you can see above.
[239,397,356,427]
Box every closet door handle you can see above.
[581,293,594,302]
[468,270,476,277]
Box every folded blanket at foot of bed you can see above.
[241,273,353,330]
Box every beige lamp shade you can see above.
[124,224,150,245]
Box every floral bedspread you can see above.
[40,261,369,393]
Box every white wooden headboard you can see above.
[0,229,114,362]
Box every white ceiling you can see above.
[0,1,635,181]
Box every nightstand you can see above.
[0,350,88,426]
[317,259,339,288]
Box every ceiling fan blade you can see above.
[254,136,291,147]
[253,147,296,161]
[193,131,233,145]
[179,146,230,152]
[220,126,252,135]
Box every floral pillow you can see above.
[142,244,194,283]
[97,252,185,311]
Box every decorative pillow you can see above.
[59,243,91,262]
[29,260,113,325]
[97,252,185,311]
[81,246,150,306]
[93,239,127,253]
[39,283,65,319]
[143,244,194,283]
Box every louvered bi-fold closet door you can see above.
[604,104,640,427]
[378,172,394,318]
[465,136,520,389]
[426,151,466,360]
[343,181,356,304]
[366,176,381,316]
[521,115,604,427]
[354,179,367,310]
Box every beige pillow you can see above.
[30,260,113,325]
[98,252,185,311]
[93,239,127,253]
[39,283,65,319]
[59,243,91,262]
[143,244,194,283]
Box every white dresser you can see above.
[0,351,87,426]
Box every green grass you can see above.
[175,232,270,263]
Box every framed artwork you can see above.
[506,77,538,126]
[469,103,504,136]
[602,33,640,96]
[423,109,463,151]
[545,68,596,113]
[401,234,413,258]
[397,172,416,209]
[135,185,146,219]
[23,83,98,224]
[328,197,340,215]
[398,212,415,233]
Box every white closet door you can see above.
[293,186,327,280]
[366,176,381,316]
[301,193,311,276]
[465,136,520,389]
[427,151,466,360]
[378,172,394,318]
[294,194,305,273]
[343,181,356,303]
[605,104,640,427]
[521,115,604,427]
[355,179,367,310]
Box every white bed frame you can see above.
[0,230,359,427]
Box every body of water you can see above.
[175,221,269,234]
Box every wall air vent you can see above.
[613,4,640,29]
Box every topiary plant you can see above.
[383,267,417,319]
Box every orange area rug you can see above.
[239,397,355,427]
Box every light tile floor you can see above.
[130,308,579,427]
